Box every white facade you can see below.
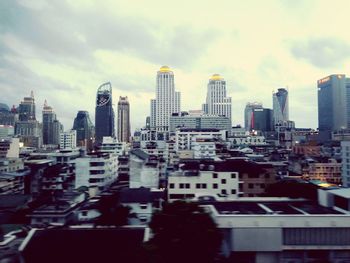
[203,74,232,124]
[168,170,239,201]
[0,137,20,158]
[228,135,267,147]
[175,129,226,151]
[0,125,14,139]
[341,140,350,187]
[192,139,216,159]
[100,136,125,155]
[74,152,118,191]
[155,66,181,132]
[60,130,77,149]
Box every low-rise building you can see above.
[202,197,350,262]
[303,158,341,185]
[168,161,240,201]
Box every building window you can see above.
[248,183,254,189]
[81,211,88,216]
[179,183,185,189]
[185,183,190,189]
[169,183,175,189]
[221,189,227,195]
[231,189,236,194]
[196,183,201,189]
[213,173,218,179]
[221,179,226,184]
[231,173,236,179]
[202,183,207,189]
[140,204,148,209]
[213,183,218,189]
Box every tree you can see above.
[145,201,222,263]
[95,194,130,226]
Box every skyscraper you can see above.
[273,88,289,125]
[18,91,36,121]
[15,92,42,148]
[318,75,350,134]
[150,99,156,130]
[42,100,58,145]
[202,74,232,124]
[117,96,130,143]
[244,102,263,131]
[251,108,274,132]
[154,66,181,132]
[95,82,115,144]
[72,111,95,147]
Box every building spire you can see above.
[30,90,34,98]
[44,99,48,107]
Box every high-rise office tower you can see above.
[0,104,17,126]
[18,91,36,121]
[72,111,95,147]
[318,75,350,134]
[15,92,42,148]
[150,99,156,130]
[202,74,232,124]
[244,102,263,131]
[95,82,115,144]
[155,66,181,132]
[117,96,130,143]
[42,100,57,145]
[251,108,274,132]
[273,88,289,125]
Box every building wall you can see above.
[341,141,350,187]
[168,171,239,200]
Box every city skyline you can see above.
[2,0,350,131]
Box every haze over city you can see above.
[1,0,350,131]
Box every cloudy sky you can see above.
[1,0,350,132]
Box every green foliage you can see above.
[95,194,130,226]
[145,201,222,263]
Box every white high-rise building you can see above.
[203,74,232,124]
[154,66,181,132]
[59,130,77,149]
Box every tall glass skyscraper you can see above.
[244,102,263,131]
[95,82,115,144]
[318,75,349,133]
[273,88,289,125]
[202,74,232,124]
[73,111,95,147]
[117,96,130,143]
[42,100,59,145]
[18,91,36,121]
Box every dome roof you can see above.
[210,74,223,81]
[0,103,10,112]
[159,65,171,73]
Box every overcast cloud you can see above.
[1,0,350,131]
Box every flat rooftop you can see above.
[199,199,344,215]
